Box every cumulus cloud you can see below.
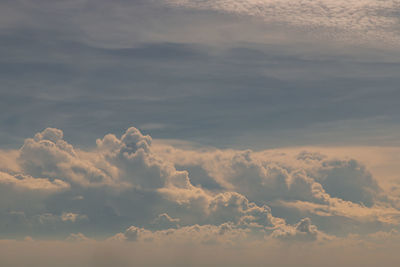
[153,147,377,206]
[0,126,399,243]
[0,171,69,194]
[0,171,70,223]
[114,216,332,245]
[0,127,287,238]
[153,142,400,234]
[19,128,118,187]
[272,217,330,242]
[150,213,180,230]
[61,212,88,223]
[66,232,91,242]
[114,223,251,245]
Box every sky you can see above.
[1,0,400,266]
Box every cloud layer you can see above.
[1,1,400,265]
[166,0,400,44]
[0,126,399,242]
[1,1,400,151]
[1,126,400,266]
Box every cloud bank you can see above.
[1,1,399,265]
[0,126,399,240]
[1,126,400,265]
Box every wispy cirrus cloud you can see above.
[165,0,400,44]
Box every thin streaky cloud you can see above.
[165,0,400,44]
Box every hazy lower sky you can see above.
[1,1,400,266]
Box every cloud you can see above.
[153,142,400,234]
[18,128,119,188]
[0,126,399,241]
[66,232,92,242]
[0,127,291,238]
[0,171,69,194]
[0,171,70,222]
[61,212,88,223]
[0,1,399,264]
[153,146,382,206]
[1,2,400,151]
[272,217,325,242]
[115,223,251,245]
[150,213,180,230]
[165,0,400,44]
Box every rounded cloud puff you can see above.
[0,126,399,241]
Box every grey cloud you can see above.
[272,217,326,242]
[66,232,91,242]
[117,223,253,245]
[312,158,381,207]
[0,126,399,241]
[1,0,400,150]
[0,171,70,229]
[154,144,400,235]
[115,216,329,244]
[19,128,117,187]
[0,127,295,238]
[150,213,180,230]
[207,192,277,228]
[1,0,400,263]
